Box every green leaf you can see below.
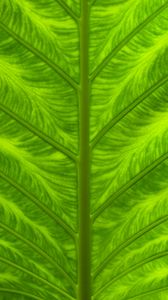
[0,0,168,299]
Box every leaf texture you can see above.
[0,0,168,299]
[90,0,168,299]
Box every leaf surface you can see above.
[0,0,168,299]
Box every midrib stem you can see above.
[78,0,91,300]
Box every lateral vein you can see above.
[125,286,168,300]
[90,2,168,81]
[0,21,79,91]
[0,257,75,300]
[54,0,80,23]
[0,222,76,290]
[94,251,168,297]
[0,103,77,163]
[0,171,76,241]
[93,152,168,221]
[0,222,76,289]
[0,289,44,300]
[93,214,168,278]
[90,75,168,150]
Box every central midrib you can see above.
[78,0,91,300]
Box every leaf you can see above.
[0,0,168,299]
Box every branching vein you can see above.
[94,251,168,297]
[0,104,77,163]
[93,215,168,279]
[90,75,168,150]
[0,257,75,300]
[90,2,168,81]
[0,171,76,241]
[0,222,76,290]
[0,22,79,91]
[93,152,168,221]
